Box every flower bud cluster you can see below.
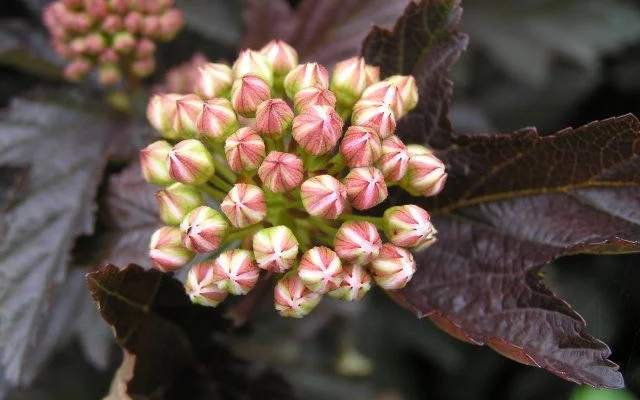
[43,0,184,85]
[142,41,447,318]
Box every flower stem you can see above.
[198,184,226,201]
[338,214,385,229]
[328,153,346,175]
[310,216,339,236]
[212,154,237,184]
[223,224,262,244]
[209,174,233,192]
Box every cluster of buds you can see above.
[143,41,447,318]
[43,0,184,85]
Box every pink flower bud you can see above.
[328,264,372,301]
[300,175,347,219]
[252,226,299,273]
[232,49,273,86]
[369,243,416,290]
[50,39,72,59]
[84,32,107,55]
[62,0,83,9]
[140,140,174,186]
[71,13,93,34]
[132,57,156,77]
[167,139,215,185]
[136,38,156,57]
[292,105,343,155]
[68,38,86,56]
[99,48,120,64]
[298,246,343,293]
[212,249,260,295]
[143,0,174,13]
[147,93,180,138]
[224,127,266,173]
[196,98,239,142]
[231,74,271,118]
[155,182,204,225]
[330,57,371,106]
[142,15,161,37]
[386,75,418,113]
[149,226,195,272]
[98,63,122,85]
[101,15,122,34]
[339,125,382,168]
[365,64,380,84]
[108,0,128,14]
[63,58,92,81]
[344,167,388,211]
[124,11,144,34]
[259,40,298,79]
[360,81,404,118]
[351,101,396,139]
[283,62,329,99]
[194,62,233,99]
[293,87,336,114]
[171,94,204,137]
[401,145,447,197]
[255,99,293,139]
[180,206,229,253]
[383,205,437,249]
[274,272,322,318]
[158,9,184,41]
[221,183,266,228]
[185,262,228,307]
[334,221,382,264]
[258,151,304,193]
[376,135,409,182]
[112,31,137,54]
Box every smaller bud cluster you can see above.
[142,41,447,318]
[43,0,184,85]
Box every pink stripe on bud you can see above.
[360,81,404,118]
[386,75,419,113]
[351,101,396,139]
[300,175,347,219]
[328,264,372,301]
[293,87,337,114]
[400,145,447,197]
[344,167,388,211]
[196,98,239,142]
[370,243,416,290]
[334,221,382,264]
[383,205,437,249]
[167,139,215,185]
[274,272,322,318]
[232,49,273,86]
[155,182,204,226]
[252,226,299,273]
[298,246,343,293]
[292,105,343,155]
[212,249,260,295]
[141,140,173,186]
[231,74,271,118]
[255,99,293,139]
[224,127,266,173]
[172,94,204,137]
[158,9,184,41]
[221,184,267,228]
[340,125,382,168]
[185,261,228,307]
[376,135,409,182]
[149,226,195,272]
[258,151,304,193]
[194,62,233,99]
[180,206,229,253]
[330,57,373,107]
[147,93,180,138]
[283,62,329,99]
[260,40,298,78]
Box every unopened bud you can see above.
[370,243,416,290]
[149,226,195,272]
[383,205,437,249]
[360,81,404,118]
[180,206,229,253]
[253,226,299,273]
[185,262,228,307]
[172,94,204,137]
[292,105,343,155]
[155,182,204,225]
[375,135,409,182]
[196,98,239,142]
[112,31,137,54]
[400,145,447,197]
[63,58,92,81]
[84,32,107,55]
[147,93,180,138]
[224,127,266,173]
[158,9,184,41]
[143,0,174,13]
[284,62,329,99]
[330,57,370,107]
[274,272,322,318]
[232,49,273,86]
[344,167,388,210]
[293,87,337,114]
[221,183,266,228]
[255,99,293,139]
[298,246,343,293]
[258,151,304,193]
[132,57,156,77]
[386,75,418,113]
[260,40,298,82]
[212,249,260,295]
[231,74,271,118]
[140,140,174,185]
[101,15,122,34]
[351,101,396,139]
[334,221,382,264]
[142,15,161,37]
[328,264,372,301]
[167,139,215,185]
[300,175,347,219]
[365,64,380,85]
[194,62,233,99]
[69,37,86,56]
[71,13,93,34]
[99,48,120,64]
[340,125,382,168]
[124,11,144,34]
[136,38,156,57]
[98,63,122,85]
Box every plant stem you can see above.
[223,225,262,244]
[209,174,233,192]
[328,153,346,175]
[212,155,236,184]
[310,216,339,236]
[338,214,385,229]
[198,184,226,201]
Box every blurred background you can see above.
[2,0,640,399]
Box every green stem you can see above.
[209,174,233,192]
[310,216,339,236]
[198,184,226,201]
[328,153,346,175]
[338,214,385,229]
[223,225,262,244]
[212,155,236,184]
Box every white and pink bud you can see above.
[180,205,229,253]
[124,11,144,34]
[257,151,304,193]
[293,87,337,114]
[255,99,294,139]
[298,246,343,293]
[212,249,260,295]
[365,64,380,85]
[259,40,298,81]
[351,101,396,139]
[386,75,418,113]
[196,98,239,142]
[136,38,156,57]
[376,135,409,182]
[274,272,322,318]
[339,125,382,168]
[252,226,299,273]
[185,262,228,307]
[112,31,137,54]
[107,0,128,14]
[360,81,404,118]
[383,205,437,249]
[84,32,107,55]
[344,167,388,211]
[63,58,92,81]
[140,140,174,186]
[401,145,447,197]
[101,15,123,34]
[98,63,122,85]
[99,48,120,64]
[155,182,204,225]
[230,74,271,118]
[147,93,180,138]
[220,183,267,228]
[232,49,273,86]
[158,9,184,41]
[370,243,417,290]
[292,105,343,155]
[141,15,161,38]
[330,57,372,107]
[167,139,215,185]
[328,264,372,301]
[224,127,266,173]
[300,175,347,219]
[334,221,382,264]
[172,94,204,137]
[283,62,329,99]
[149,226,195,272]
[194,62,233,99]
[131,56,156,78]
